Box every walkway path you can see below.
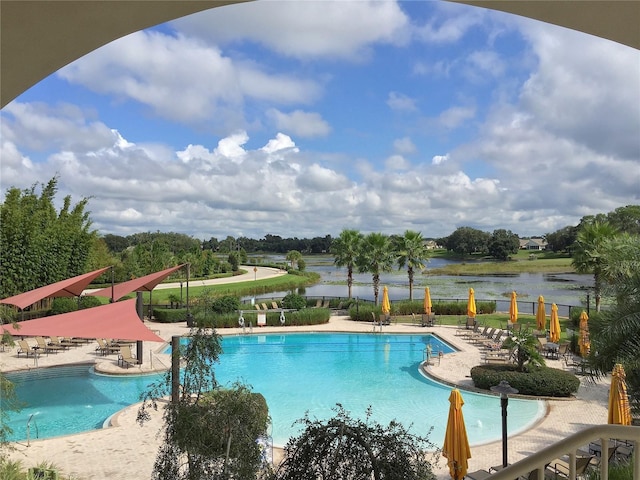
[1,316,612,480]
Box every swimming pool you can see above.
[5,333,545,446]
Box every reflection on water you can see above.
[251,256,593,310]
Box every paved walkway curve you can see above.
[2,313,612,480]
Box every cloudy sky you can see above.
[1,1,639,242]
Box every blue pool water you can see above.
[5,333,545,447]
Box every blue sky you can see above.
[1,1,639,241]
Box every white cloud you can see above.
[384,154,411,171]
[57,31,321,127]
[393,137,417,155]
[432,154,449,165]
[387,92,417,112]
[266,109,331,138]
[172,1,409,60]
[437,105,476,129]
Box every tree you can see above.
[137,327,269,480]
[487,229,519,261]
[544,226,578,253]
[395,230,429,301]
[586,233,640,417]
[270,405,437,480]
[444,227,490,255]
[356,233,395,305]
[0,176,96,298]
[502,331,545,372]
[571,221,618,311]
[606,204,640,235]
[285,250,303,270]
[331,229,363,299]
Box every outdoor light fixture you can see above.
[490,380,519,468]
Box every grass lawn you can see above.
[427,249,574,275]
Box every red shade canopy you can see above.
[88,264,185,301]
[0,267,111,310]
[1,299,164,342]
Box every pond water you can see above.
[251,256,593,313]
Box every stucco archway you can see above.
[1,0,638,108]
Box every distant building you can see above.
[519,238,548,250]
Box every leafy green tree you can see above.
[606,204,640,235]
[356,233,395,305]
[0,372,21,452]
[444,227,490,255]
[395,230,429,301]
[270,405,437,480]
[571,221,618,311]
[137,327,269,480]
[331,229,363,299]
[587,233,640,417]
[487,229,519,261]
[544,226,578,252]
[0,176,96,298]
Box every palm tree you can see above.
[571,221,618,312]
[587,233,640,417]
[331,229,363,298]
[395,230,429,301]
[356,233,395,305]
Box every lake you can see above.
[250,256,593,315]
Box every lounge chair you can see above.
[466,469,493,480]
[545,454,594,478]
[271,301,280,310]
[118,344,138,368]
[95,338,120,356]
[49,336,73,349]
[322,300,330,308]
[465,316,477,329]
[336,301,344,310]
[313,299,322,308]
[469,327,493,343]
[421,313,435,327]
[254,304,262,311]
[35,336,65,353]
[379,314,390,325]
[480,330,505,349]
[261,303,269,310]
[17,339,39,357]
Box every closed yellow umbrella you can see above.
[549,303,561,343]
[608,364,632,425]
[579,311,590,357]
[442,388,471,480]
[424,287,432,315]
[509,291,518,324]
[467,288,476,319]
[535,295,546,331]
[381,286,391,315]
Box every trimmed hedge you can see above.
[153,308,188,323]
[197,308,331,328]
[470,364,580,397]
[348,300,496,321]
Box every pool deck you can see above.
[1,316,610,480]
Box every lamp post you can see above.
[490,380,519,468]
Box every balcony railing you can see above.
[490,425,639,480]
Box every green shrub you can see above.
[432,301,496,315]
[153,308,187,323]
[0,458,25,480]
[470,364,580,397]
[348,303,380,322]
[212,295,240,314]
[78,295,103,309]
[282,293,306,310]
[49,297,78,315]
